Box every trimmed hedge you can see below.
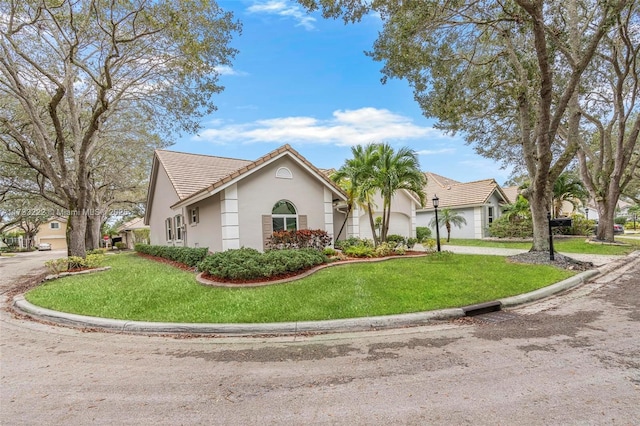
[134,244,209,267]
[198,247,327,281]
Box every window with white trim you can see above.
[174,215,183,241]
[488,206,494,224]
[50,222,60,229]
[189,207,199,224]
[272,200,298,231]
[165,218,173,241]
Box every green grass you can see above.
[445,237,640,255]
[25,252,574,323]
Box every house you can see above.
[116,217,150,249]
[416,172,510,239]
[145,145,422,252]
[3,217,68,250]
[37,217,68,250]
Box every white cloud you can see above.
[193,107,451,146]
[247,1,317,30]
[214,65,248,76]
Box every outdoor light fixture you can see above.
[585,207,589,220]
[432,195,441,252]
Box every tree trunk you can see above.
[334,204,352,244]
[594,193,619,242]
[67,213,87,258]
[528,188,552,251]
[85,214,103,251]
[366,202,379,246]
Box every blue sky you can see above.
[173,0,513,185]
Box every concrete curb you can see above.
[13,251,640,335]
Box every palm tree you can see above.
[332,144,380,245]
[502,194,531,222]
[552,172,588,217]
[429,208,467,242]
[372,143,426,242]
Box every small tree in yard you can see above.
[429,208,467,242]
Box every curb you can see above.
[13,251,640,336]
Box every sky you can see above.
[172,0,513,185]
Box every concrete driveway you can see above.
[1,250,639,425]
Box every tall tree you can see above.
[0,0,240,257]
[574,3,640,241]
[299,0,628,252]
[372,143,426,242]
[332,144,381,245]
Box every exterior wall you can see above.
[184,193,222,253]
[37,219,68,250]
[416,207,476,240]
[148,165,181,246]
[357,191,416,239]
[236,156,334,251]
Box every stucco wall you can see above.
[236,156,334,251]
[148,165,181,246]
[184,194,222,252]
[356,191,416,240]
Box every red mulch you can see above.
[136,253,197,272]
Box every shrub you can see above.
[198,248,327,280]
[374,242,396,257]
[45,254,105,274]
[422,239,436,251]
[114,242,127,250]
[335,237,373,251]
[416,227,432,242]
[87,248,107,255]
[386,234,406,248]
[343,244,375,258]
[614,216,627,225]
[407,237,418,249]
[488,215,533,238]
[266,229,332,250]
[134,244,209,267]
[323,247,338,256]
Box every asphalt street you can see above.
[1,248,639,425]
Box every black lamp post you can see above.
[433,195,441,252]
[585,207,589,220]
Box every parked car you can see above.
[37,242,52,251]
[614,224,624,234]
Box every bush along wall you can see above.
[266,229,332,250]
[134,244,209,267]
[198,247,327,281]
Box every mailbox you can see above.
[549,218,572,227]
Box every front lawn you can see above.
[445,237,640,255]
[25,252,574,323]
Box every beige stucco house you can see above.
[145,145,422,252]
[417,172,510,239]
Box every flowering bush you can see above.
[266,229,332,250]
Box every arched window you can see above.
[272,200,297,231]
[275,167,293,179]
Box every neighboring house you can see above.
[416,172,510,239]
[36,218,68,250]
[4,217,68,250]
[117,217,150,249]
[145,145,422,252]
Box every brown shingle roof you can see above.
[157,145,346,208]
[501,186,520,204]
[156,150,252,200]
[422,172,508,209]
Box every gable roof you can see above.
[156,150,253,200]
[117,217,148,233]
[501,186,520,204]
[147,145,347,214]
[420,172,509,210]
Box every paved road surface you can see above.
[1,250,639,425]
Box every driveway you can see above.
[1,250,639,425]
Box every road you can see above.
[1,250,639,425]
